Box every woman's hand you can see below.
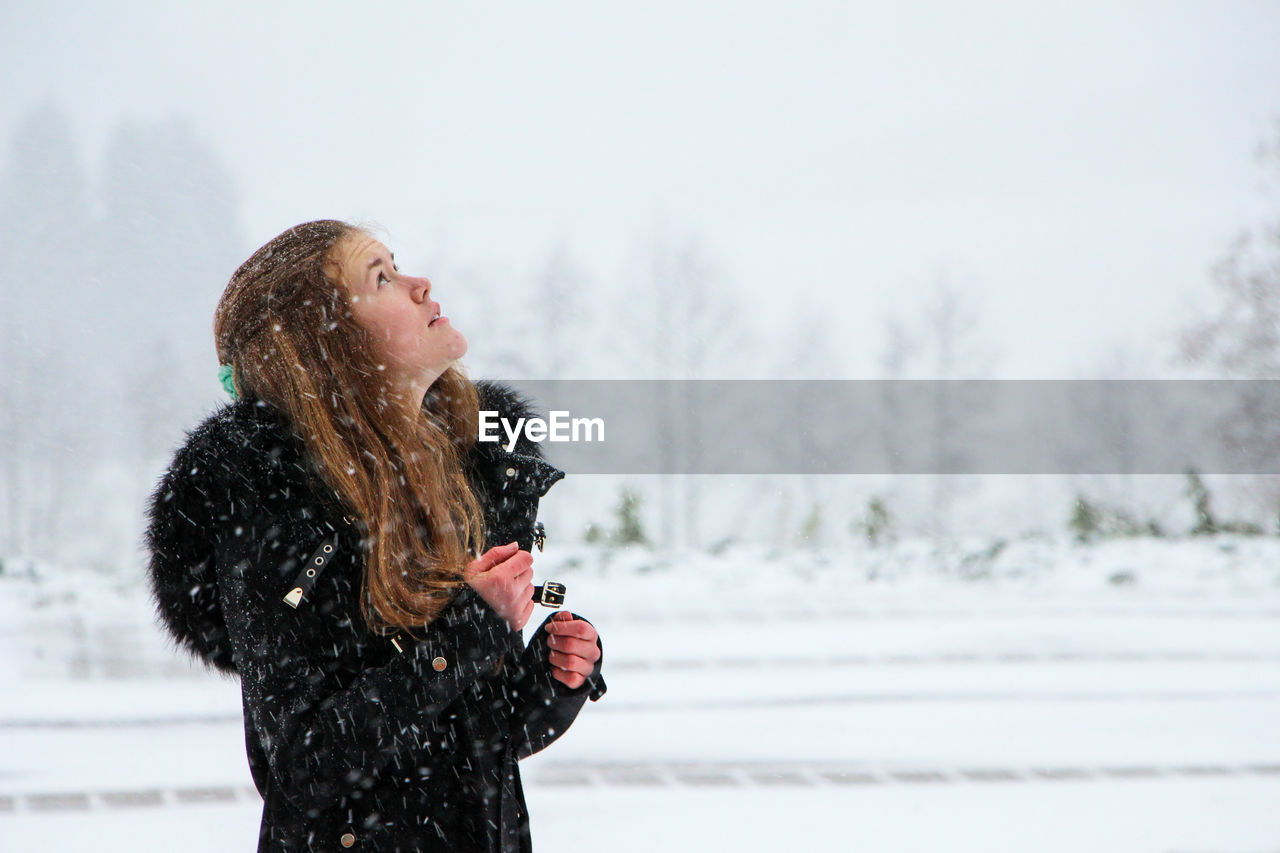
[543,611,601,689]
[464,542,535,632]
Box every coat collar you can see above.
[226,379,565,496]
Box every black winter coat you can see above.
[144,380,605,852]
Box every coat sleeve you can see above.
[507,612,606,761]
[215,494,517,815]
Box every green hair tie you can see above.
[218,363,240,401]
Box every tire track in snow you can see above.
[4,651,1277,729]
[591,688,1280,713]
[17,647,1279,684]
[598,606,1280,623]
[4,764,1278,811]
[0,786,263,812]
[531,760,1280,788]
[609,650,1280,671]
[5,686,1278,730]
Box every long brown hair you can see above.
[213,219,484,636]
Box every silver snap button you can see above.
[505,467,516,477]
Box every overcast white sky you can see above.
[3,0,1278,378]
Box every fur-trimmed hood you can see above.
[143,379,564,674]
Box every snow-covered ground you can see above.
[2,535,1278,851]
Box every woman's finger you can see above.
[544,618,597,642]
[505,582,533,611]
[510,599,535,631]
[512,562,534,587]
[469,541,520,572]
[498,549,533,576]
[547,650,593,675]
[547,635,600,662]
[551,669,586,689]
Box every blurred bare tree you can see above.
[533,241,591,379]
[630,212,744,550]
[0,105,242,569]
[879,273,1000,540]
[0,102,90,559]
[1178,119,1280,522]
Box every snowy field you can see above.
[2,535,1279,852]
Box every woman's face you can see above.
[332,232,467,388]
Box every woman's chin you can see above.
[449,329,468,359]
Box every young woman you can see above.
[145,219,605,852]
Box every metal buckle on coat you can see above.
[532,582,566,607]
[533,521,546,552]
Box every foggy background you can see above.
[2,0,1279,568]
[4,4,1280,851]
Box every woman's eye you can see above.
[377,272,391,287]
